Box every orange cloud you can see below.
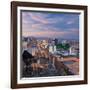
[28,13,49,24]
[22,31,68,37]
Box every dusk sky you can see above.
[22,11,80,40]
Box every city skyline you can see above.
[22,11,80,40]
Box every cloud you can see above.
[22,12,64,25]
[69,28,79,34]
[67,21,74,25]
[66,16,79,25]
[22,28,79,38]
[22,30,67,37]
[22,11,79,39]
[28,13,49,24]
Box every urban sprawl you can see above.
[22,37,79,77]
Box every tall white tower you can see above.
[69,47,72,55]
[49,45,56,54]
